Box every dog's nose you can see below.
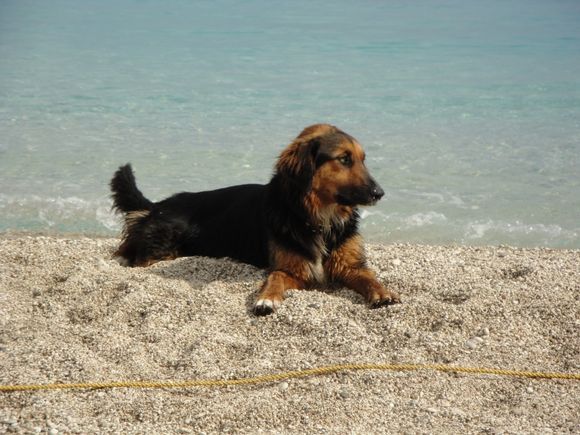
[371,184,384,201]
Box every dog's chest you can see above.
[307,235,329,284]
[307,256,326,284]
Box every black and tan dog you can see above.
[110,124,400,315]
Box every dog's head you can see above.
[276,124,384,209]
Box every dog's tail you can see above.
[110,164,153,214]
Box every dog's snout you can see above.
[370,183,384,201]
[371,187,384,201]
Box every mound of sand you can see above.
[0,235,578,433]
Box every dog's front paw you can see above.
[253,298,280,316]
[369,289,401,308]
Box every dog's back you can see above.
[161,185,270,267]
[111,165,269,267]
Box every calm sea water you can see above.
[1,0,579,248]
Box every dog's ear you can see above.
[275,124,339,190]
[276,136,320,187]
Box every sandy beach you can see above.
[0,235,578,434]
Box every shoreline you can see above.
[2,229,578,251]
[1,235,579,433]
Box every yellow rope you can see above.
[1,363,578,392]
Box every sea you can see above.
[1,0,579,248]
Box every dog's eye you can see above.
[337,154,352,166]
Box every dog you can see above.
[110,124,400,315]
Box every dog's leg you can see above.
[254,246,316,315]
[254,270,305,316]
[340,268,400,307]
[326,235,400,308]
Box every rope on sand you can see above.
[1,363,579,392]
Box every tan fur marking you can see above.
[125,210,150,226]
[270,243,321,285]
[307,134,371,211]
[350,140,366,162]
[133,253,178,268]
[303,196,353,236]
[120,210,150,241]
[256,270,305,309]
[114,210,152,264]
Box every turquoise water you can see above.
[1,0,579,247]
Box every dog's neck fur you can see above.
[267,174,359,261]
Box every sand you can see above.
[0,235,578,434]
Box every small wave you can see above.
[464,220,578,241]
[361,210,578,248]
[362,210,448,229]
[404,212,448,227]
[0,194,120,233]
[392,189,477,210]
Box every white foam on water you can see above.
[0,194,120,234]
[404,212,448,228]
[360,210,579,248]
[464,220,578,243]
[96,205,121,232]
[362,210,448,229]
